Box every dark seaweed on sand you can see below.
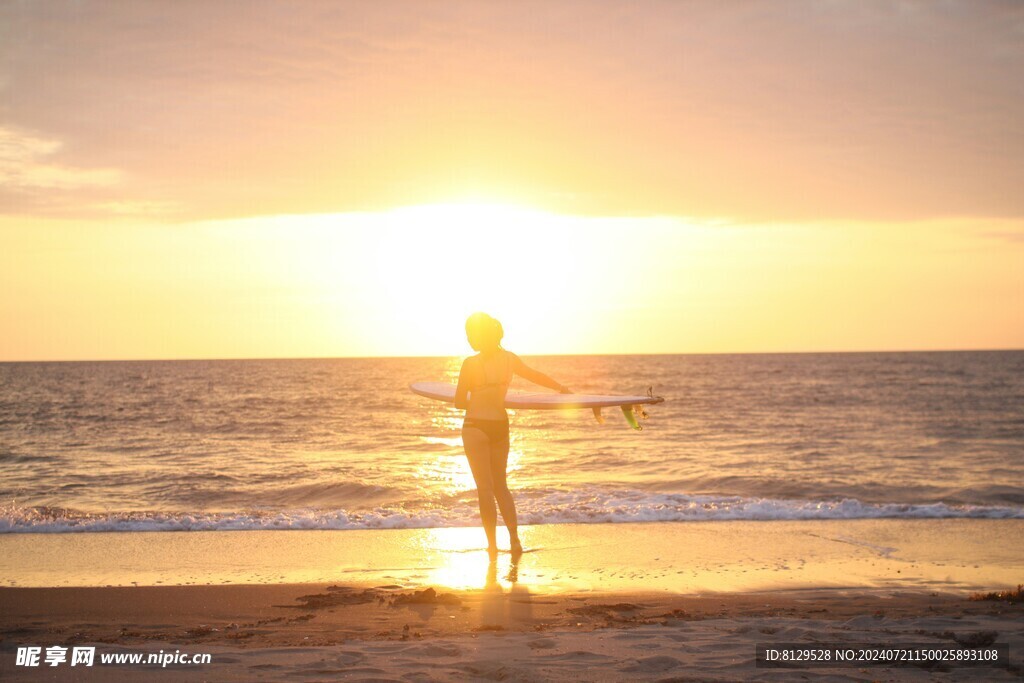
[968,584,1023,604]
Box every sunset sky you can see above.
[1,1,1022,360]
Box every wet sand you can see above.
[3,519,1022,592]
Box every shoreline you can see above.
[2,518,1021,592]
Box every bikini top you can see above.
[475,351,512,394]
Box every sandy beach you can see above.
[2,520,1021,680]
[4,0,1023,677]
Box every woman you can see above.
[454,312,570,557]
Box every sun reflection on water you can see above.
[409,527,538,591]
[414,453,476,495]
[420,436,463,448]
[430,413,463,432]
[443,356,462,382]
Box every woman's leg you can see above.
[462,426,498,553]
[490,437,522,553]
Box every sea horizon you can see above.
[4,346,1023,365]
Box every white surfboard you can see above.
[409,381,664,429]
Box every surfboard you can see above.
[409,381,664,430]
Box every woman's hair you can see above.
[465,312,504,352]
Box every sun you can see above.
[218,200,612,357]
[357,201,596,354]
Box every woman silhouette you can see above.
[454,312,570,557]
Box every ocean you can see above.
[1,351,1022,533]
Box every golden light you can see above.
[412,527,530,591]
[362,201,599,354]
[4,209,1020,361]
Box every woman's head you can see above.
[465,312,504,352]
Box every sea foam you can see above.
[2,488,1021,533]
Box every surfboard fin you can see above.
[592,406,605,424]
[621,404,642,430]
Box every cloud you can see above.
[1,1,1022,221]
[0,126,183,218]
[0,126,122,190]
[90,200,182,216]
[981,230,1024,245]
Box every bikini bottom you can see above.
[462,416,510,449]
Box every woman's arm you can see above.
[454,358,472,409]
[508,352,571,393]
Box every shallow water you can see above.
[1,351,1022,532]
